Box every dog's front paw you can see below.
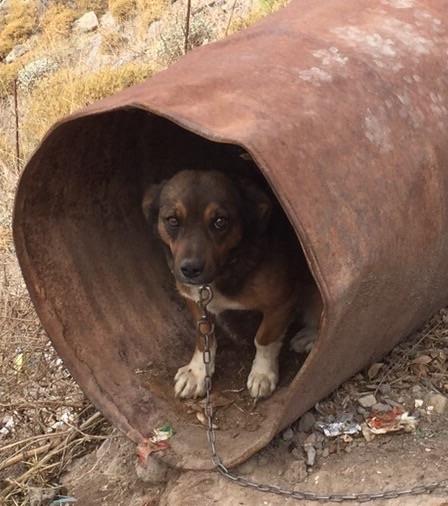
[174,362,206,399]
[247,367,278,399]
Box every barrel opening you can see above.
[18,107,322,468]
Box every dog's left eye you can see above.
[213,217,228,230]
[166,216,179,228]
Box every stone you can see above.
[28,487,58,506]
[372,402,390,412]
[298,411,316,433]
[281,427,294,441]
[291,447,303,460]
[18,57,58,89]
[5,44,28,63]
[295,431,307,445]
[305,445,316,467]
[135,456,169,484]
[358,394,377,408]
[73,11,99,33]
[148,20,163,40]
[425,393,448,414]
[284,460,307,483]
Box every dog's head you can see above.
[142,170,271,285]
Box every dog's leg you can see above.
[290,285,321,354]
[247,308,291,399]
[174,299,216,399]
[290,327,315,353]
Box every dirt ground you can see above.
[62,408,448,506]
[56,310,448,506]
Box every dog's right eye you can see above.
[166,217,179,228]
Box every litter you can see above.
[365,407,417,435]
[0,415,15,437]
[316,415,361,438]
[151,423,175,443]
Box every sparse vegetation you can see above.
[228,0,290,35]
[42,3,78,40]
[137,0,170,28]
[0,61,21,99]
[101,30,128,54]
[109,0,136,21]
[74,0,109,15]
[23,62,157,150]
[0,0,38,61]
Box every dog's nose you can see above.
[180,259,205,280]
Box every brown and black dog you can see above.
[142,169,321,400]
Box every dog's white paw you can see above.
[174,362,207,399]
[247,367,278,399]
[174,347,216,399]
[247,340,282,399]
[290,328,315,354]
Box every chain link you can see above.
[196,284,448,502]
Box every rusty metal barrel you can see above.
[13,0,448,469]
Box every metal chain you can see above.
[196,284,448,503]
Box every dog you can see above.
[142,169,321,400]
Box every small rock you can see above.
[304,432,318,446]
[284,460,307,483]
[357,406,369,417]
[298,411,316,433]
[73,11,99,33]
[295,431,307,445]
[0,0,10,13]
[414,399,424,409]
[5,44,28,63]
[28,487,58,505]
[282,427,294,441]
[305,445,316,467]
[425,393,448,414]
[372,402,390,412]
[358,394,377,408]
[378,384,391,395]
[291,447,303,460]
[135,456,169,484]
[322,447,329,458]
[18,57,58,89]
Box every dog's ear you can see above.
[142,181,165,221]
[239,179,272,235]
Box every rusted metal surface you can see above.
[13,0,448,469]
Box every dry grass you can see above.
[137,0,169,28]
[0,61,21,100]
[109,0,136,21]
[227,0,290,35]
[22,61,157,155]
[0,124,111,504]
[74,0,109,15]
[100,30,128,54]
[0,0,38,61]
[41,3,78,41]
